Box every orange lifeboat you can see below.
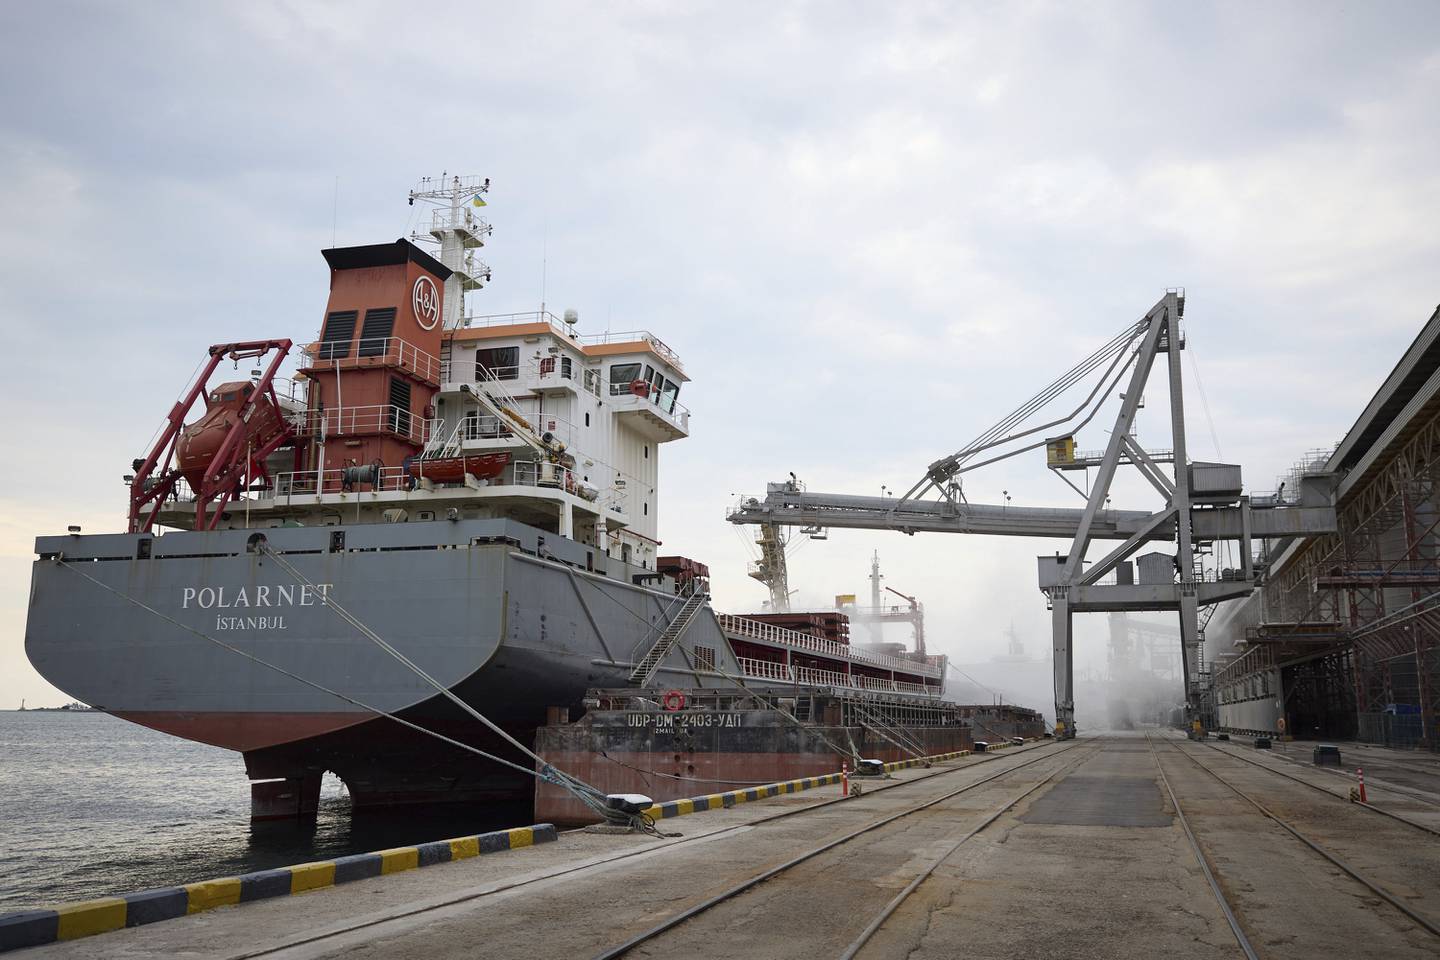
[408,452,511,484]
[177,382,288,490]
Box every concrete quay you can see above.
[10,732,1440,959]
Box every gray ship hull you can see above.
[26,518,736,810]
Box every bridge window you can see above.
[609,362,642,395]
[477,346,518,381]
[318,311,357,360]
[561,357,573,379]
[659,378,679,414]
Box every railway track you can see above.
[1144,735,1259,960]
[1200,739,1440,837]
[589,740,1100,960]
[1153,735,1440,950]
[1253,745,1440,808]
[225,739,1070,960]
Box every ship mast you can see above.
[408,174,492,329]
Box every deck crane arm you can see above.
[458,382,567,459]
[885,586,917,604]
[421,379,570,466]
[729,291,1340,739]
[884,586,925,656]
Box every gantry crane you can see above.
[728,291,1339,738]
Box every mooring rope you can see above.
[55,555,641,830]
[257,544,632,825]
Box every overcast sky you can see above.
[2,1,1437,710]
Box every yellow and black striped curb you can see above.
[640,749,975,821]
[0,824,556,953]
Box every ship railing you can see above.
[716,614,943,678]
[460,310,573,332]
[507,461,606,505]
[302,338,443,385]
[440,359,563,397]
[454,410,579,449]
[162,476,197,503]
[272,465,415,498]
[858,676,940,697]
[736,657,795,683]
[608,385,692,430]
[270,377,307,408]
[795,666,854,688]
[428,204,490,240]
[456,311,686,374]
[290,404,431,446]
[581,329,685,374]
[441,360,524,385]
[732,658,941,698]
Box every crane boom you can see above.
[728,291,1340,738]
[727,484,1333,541]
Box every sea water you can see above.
[0,710,531,910]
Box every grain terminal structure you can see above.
[1209,304,1440,750]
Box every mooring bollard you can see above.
[842,761,850,797]
[1357,767,1367,803]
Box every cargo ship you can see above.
[24,175,1036,821]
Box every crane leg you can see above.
[1179,590,1202,738]
[1050,589,1077,740]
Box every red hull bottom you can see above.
[113,710,366,752]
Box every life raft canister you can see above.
[662,690,686,712]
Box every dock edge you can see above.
[0,823,557,953]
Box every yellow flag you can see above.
[472,194,487,207]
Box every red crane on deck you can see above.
[128,340,296,534]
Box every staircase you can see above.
[421,417,467,461]
[852,702,929,760]
[421,343,534,463]
[629,592,709,687]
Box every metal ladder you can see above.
[419,354,531,463]
[421,417,467,461]
[629,592,709,687]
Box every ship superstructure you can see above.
[139,176,687,576]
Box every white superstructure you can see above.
[151,175,690,574]
[428,309,690,568]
